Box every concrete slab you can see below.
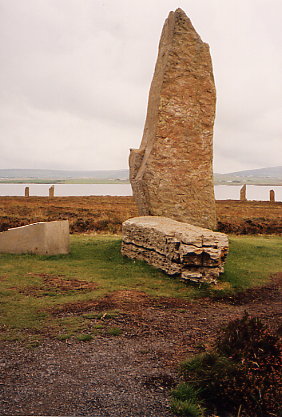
[0,220,69,255]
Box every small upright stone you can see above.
[270,189,275,202]
[49,185,55,197]
[129,8,217,230]
[240,184,247,201]
[24,186,30,197]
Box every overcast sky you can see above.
[0,0,281,173]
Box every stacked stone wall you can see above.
[122,216,229,284]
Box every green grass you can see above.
[76,334,93,341]
[171,382,205,417]
[222,235,282,288]
[0,234,281,342]
[107,327,122,336]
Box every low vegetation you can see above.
[171,312,281,417]
[0,234,281,343]
[0,196,137,234]
[0,196,281,234]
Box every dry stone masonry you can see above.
[122,217,229,284]
[130,8,217,230]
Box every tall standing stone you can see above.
[49,185,55,198]
[270,190,275,202]
[24,186,30,198]
[130,8,217,230]
[240,184,247,201]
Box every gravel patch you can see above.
[1,275,281,416]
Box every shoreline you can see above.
[1,180,282,186]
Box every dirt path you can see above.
[1,275,281,416]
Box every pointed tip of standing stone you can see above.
[174,8,187,16]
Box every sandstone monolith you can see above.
[49,185,55,197]
[25,186,30,197]
[240,184,247,201]
[130,8,217,230]
[122,216,228,284]
[270,190,275,202]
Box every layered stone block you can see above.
[0,220,69,255]
[121,216,228,284]
[130,8,217,230]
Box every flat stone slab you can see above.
[121,216,228,284]
[0,220,69,255]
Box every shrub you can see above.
[216,311,280,361]
[215,312,281,416]
[173,312,281,417]
[180,352,237,409]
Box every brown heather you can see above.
[0,196,281,235]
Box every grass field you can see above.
[0,234,281,344]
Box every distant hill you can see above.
[1,167,281,185]
[214,166,282,185]
[0,169,129,182]
[222,166,282,178]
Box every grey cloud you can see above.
[0,0,281,171]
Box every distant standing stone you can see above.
[240,184,247,201]
[49,185,55,197]
[270,189,275,202]
[130,8,217,230]
[25,186,30,198]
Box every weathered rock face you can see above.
[240,184,247,201]
[49,185,55,198]
[270,190,275,202]
[121,216,228,284]
[130,8,217,230]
